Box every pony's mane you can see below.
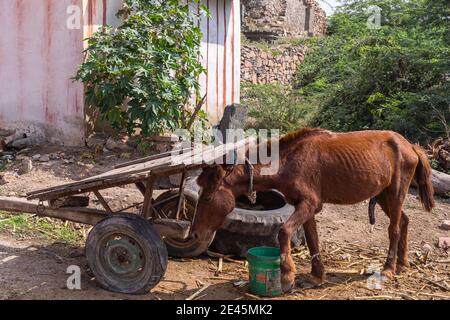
[279,128,329,145]
[263,128,330,151]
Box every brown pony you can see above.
[191,128,435,292]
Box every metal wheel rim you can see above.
[99,233,146,281]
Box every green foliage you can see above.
[295,0,450,142]
[75,0,207,136]
[0,213,84,245]
[242,82,317,133]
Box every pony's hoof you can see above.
[281,280,295,293]
[396,262,410,274]
[381,268,394,279]
[398,259,410,268]
[281,273,295,293]
[311,267,325,284]
[310,274,325,287]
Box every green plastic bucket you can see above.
[247,246,282,297]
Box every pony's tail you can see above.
[412,145,435,212]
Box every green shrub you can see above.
[75,0,207,136]
[294,0,450,143]
[242,82,317,133]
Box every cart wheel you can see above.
[86,213,168,294]
[154,190,215,258]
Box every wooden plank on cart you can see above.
[114,147,193,169]
[26,139,252,201]
[26,172,152,201]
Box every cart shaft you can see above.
[0,197,190,239]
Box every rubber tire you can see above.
[154,189,215,258]
[86,213,168,294]
[211,191,305,257]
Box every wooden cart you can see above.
[0,140,248,294]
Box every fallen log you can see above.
[431,169,450,196]
[411,169,450,197]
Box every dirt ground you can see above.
[0,146,449,300]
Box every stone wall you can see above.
[241,44,308,84]
[241,0,327,40]
[304,0,327,36]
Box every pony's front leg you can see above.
[278,200,317,292]
[303,217,325,283]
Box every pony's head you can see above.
[190,165,236,242]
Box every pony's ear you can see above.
[197,165,226,190]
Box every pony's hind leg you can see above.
[278,199,318,292]
[396,211,410,272]
[380,152,417,275]
[303,217,325,283]
[384,212,402,277]
[376,191,408,278]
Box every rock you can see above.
[438,237,450,249]
[3,132,26,145]
[0,129,15,137]
[440,220,450,231]
[63,158,76,165]
[18,159,33,175]
[86,136,106,149]
[106,136,133,151]
[10,137,35,149]
[0,174,8,185]
[1,154,15,162]
[39,155,50,162]
[256,58,262,67]
[218,104,249,143]
[422,243,433,253]
[105,138,119,150]
[32,154,41,161]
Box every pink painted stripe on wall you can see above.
[198,0,209,108]
[0,0,86,145]
[233,0,241,103]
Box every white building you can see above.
[0,0,241,145]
